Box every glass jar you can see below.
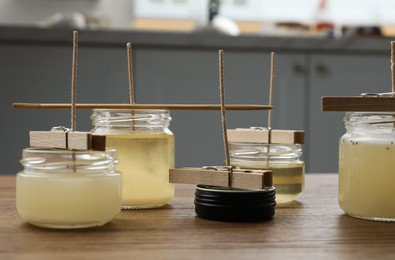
[339,112,395,221]
[91,109,175,209]
[229,142,304,204]
[16,148,121,229]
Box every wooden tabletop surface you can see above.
[2,174,395,259]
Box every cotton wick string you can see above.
[267,52,276,167]
[71,31,78,132]
[218,50,230,166]
[267,52,276,135]
[127,42,135,104]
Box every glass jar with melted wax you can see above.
[339,112,395,221]
[229,142,304,204]
[91,109,175,209]
[16,148,121,229]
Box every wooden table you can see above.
[2,174,395,259]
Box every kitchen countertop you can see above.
[2,174,395,259]
[0,25,393,54]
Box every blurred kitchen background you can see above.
[2,0,395,36]
[1,0,394,174]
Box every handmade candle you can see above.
[339,112,395,221]
[229,142,304,204]
[16,148,121,229]
[91,109,175,209]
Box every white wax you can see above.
[16,172,121,228]
[339,136,395,220]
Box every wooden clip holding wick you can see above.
[30,126,106,151]
[322,95,395,112]
[323,42,395,112]
[227,128,304,144]
[169,166,273,189]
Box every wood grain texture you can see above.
[30,131,106,151]
[228,129,305,144]
[30,131,66,148]
[68,132,106,151]
[322,96,395,111]
[2,174,395,259]
[68,131,90,150]
[169,168,272,189]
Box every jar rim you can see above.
[92,109,169,113]
[346,112,395,115]
[344,112,395,126]
[91,109,171,129]
[21,148,118,171]
[22,147,117,155]
[229,142,302,160]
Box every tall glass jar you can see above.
[16,148,121,229]
[339,112,395,221]
[91,109,175,209]
[229,142,304,204]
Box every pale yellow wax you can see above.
[16,172,121,228]
[339,136,395,220]
[106,132,175,208]
[233,163,304,204]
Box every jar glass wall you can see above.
[91,109,175,209]
[229,142,304,204]
[339,112,395,221]
[16,148,121,229]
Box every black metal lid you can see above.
[195,185,276,222]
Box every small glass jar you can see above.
[16,148,121,229]
[91,109,175,209]
[339,112,395,221]
[229,142,304,204]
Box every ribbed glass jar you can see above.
[91,109,175,209]
[229,142,304,204]
[16,148,121,229]
[339,112,395,221]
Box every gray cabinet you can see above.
[1,44,130,174]
[308,54,390,172]
[135,49,307,168]
[2,43,307,174]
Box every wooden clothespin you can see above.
[227,128,304,144]
[322,41,395,112]
[28,31,106,151]
[30,127,106,151]
[170,166,273,189]
[169,50,273,190]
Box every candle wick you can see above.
[71,30,79,173]
[267,52,276,166]
[218,50,230,167]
